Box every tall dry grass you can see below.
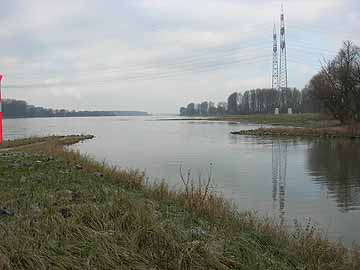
[0,140,358,269]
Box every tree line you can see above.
[1,99,149,118]
[180,87,321,116]
[180,41,359,124]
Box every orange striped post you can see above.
[0,74,3,145]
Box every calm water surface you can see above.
[3,116,360,246]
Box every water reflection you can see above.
[307,140,360,211]
[243,136,360,214]
[272,140,288,225]
[4,117,360,244]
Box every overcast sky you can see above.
[0,0,359,113]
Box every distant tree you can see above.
[256,89,264,113]
[290,88,302,113]
[241,91,250,114]
[2,99,27,118]
[186,103,196,115]
[195,104,201,115]
[249,90,256,113]
[2,99,148,118]
[217,102,227,115]
[311,41,360,123]
[179,86,329,116]
[227,92,239,114]
[208,102,217,115]
[300,86,319,113]
[199,101,209,115]
[179,107,187,116]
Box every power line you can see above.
[287,23,356,38]
[5,50,271,86]
[1,17,345,91]
[4,56,272,88]
[7,44,270,79]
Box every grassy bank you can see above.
[0,135,94,150]
[1,136,359,269]
[167,113,339,128]
[231,127,360,139]
[212,113,338,128]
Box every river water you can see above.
[3,116,360,246]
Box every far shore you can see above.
[160,113,339,128]
[160,113,360,139]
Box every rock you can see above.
[59,208,72,218]
[20,176,27,183]
[31,204,41,215]
[71,191,81,202]
[75,164,83,170]
[0,208,14,217]
[94,172,104,178]
[56,190,73,202]
[0,254,10,270]
[208,239,225,256]
[190,227,207,237]
[220,258,236,269]
[63,190,73,195]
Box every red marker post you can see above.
[0,74,3,145]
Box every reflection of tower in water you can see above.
[272,140,288,225]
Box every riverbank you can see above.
[0,135,94,150]
[168,113,360,139]
[231,126,360,139]
[0,136,359,269]
[165,113,339,128]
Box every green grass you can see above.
[0,137,359,269]
[0,135,94,149]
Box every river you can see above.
[3,116,360,246]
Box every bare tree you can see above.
[311,41,360,123]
